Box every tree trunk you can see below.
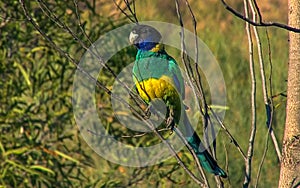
[278,0,300,187]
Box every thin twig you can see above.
[73,0,147,111]
[220,0,300,33]
[37,0,112,76]
[112,0,138,23]
[174,0,209,186]
[254,27,281,188]
[180,1,213,164]
[243,1,257,187]
[251,0,262,23]
[184,0,199,65]
[210,108,247,160]
[248,1,268,104]
[184,0,210,150]
[149,128,205,186]
[265,29,282,160]
[272,91,287,98]
[174,127,209,187]
[175,1,230,186]
[254,115,272,188]
[73,0,94,46]
[182,2,210,136]
[126,167,148,187]
[37,0,145,107]
[124,0,138,22]
[19,0,145,125]
[249,0,282,163]
[36,0,116,77]
[87,128,169,139]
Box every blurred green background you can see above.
[0,0,287,187]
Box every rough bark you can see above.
[278,0,300,187]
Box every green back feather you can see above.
[133,49,185,99]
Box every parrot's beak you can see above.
[129,31,139,44]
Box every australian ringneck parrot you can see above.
[129,24,227,178]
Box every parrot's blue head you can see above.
[129,24,163,51]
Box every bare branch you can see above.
[210,108,247,160]
[248,0,282,164]
[174,127,209,187]
[242,0,257,187]
[265,29,282,160]
[112,0,138,23]
[124,0,138,22]
[19,0,147,126]
[184,0,199,65]
[174,0,210,186]
[73,0,94,46]
[174,1,231,187]
[255,118,272,188]
[87,128,170,139]
[150,131,205,186]
[220,0,300,33]
[35,0,146,108]
[174,0,210,149]
[255,28,281,188]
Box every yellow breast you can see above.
[135,76,180,104]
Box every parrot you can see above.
[129,24,227,178]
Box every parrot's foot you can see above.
[145,102,166,121]
[166,109,175,134]
[144,105,152,119]
[144,104,160,119]
[166,118,175,135]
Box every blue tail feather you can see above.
[177,111,227,178]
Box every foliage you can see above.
[0,0,288,187]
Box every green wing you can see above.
[133,50,185,99]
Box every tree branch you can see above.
[220,0,300,33]
[243,0,257,187]
[112,0,138,23]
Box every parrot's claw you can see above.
[145,104,158,119]
[166,117,175,135]
[166,116,173,127]
[144,105,151,119]
[145,103,163,120]
[166,109,175,134]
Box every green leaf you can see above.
[4,147,28,156]
[54,150,80,164]
[14,61,31,87]
[30,165,55,176]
